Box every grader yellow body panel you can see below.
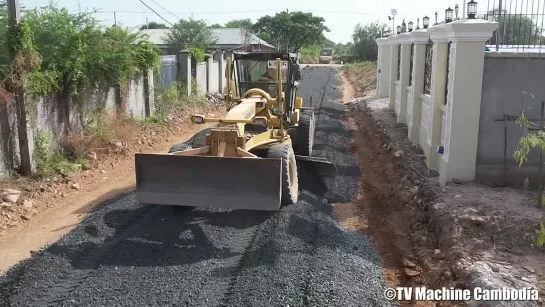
[134,52,336,211]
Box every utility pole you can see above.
[7,0,32,175]
[113,11,117,26]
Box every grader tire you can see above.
[267,144,299,206]
[296,109,315,156]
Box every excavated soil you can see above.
[335,73,466,307]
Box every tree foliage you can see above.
[225,18,253,30]
[164,17,216,50]
[332,20,386,63]
[253,11,329,52]
[139,21,169,30]
[350,21,385,61]
[0,4,160,100]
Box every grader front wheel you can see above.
[267,144,299,206]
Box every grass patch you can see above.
[35,130,82,176]
[137,80,208,128]
[341,61,377,95]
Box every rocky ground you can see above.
[0,93,226,270]
[342,69,545,307]
[0,66,404,307]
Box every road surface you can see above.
[0,67,394,307]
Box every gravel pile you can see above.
[0,66,396,307]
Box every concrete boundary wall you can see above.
[0,50,227,178]
[477,52,545,186]
[376,19,499,186]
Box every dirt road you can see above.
[0,66,397,306]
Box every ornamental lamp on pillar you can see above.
[408,21,414,32]
[455,4,459,20]
[467,0,477,19]
[397,25,402,34]
[423,15,430,28]
[445,7,454,23]
[434,11,438,25]
[384,29,391,37]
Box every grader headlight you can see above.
[191,115,205,124]
[253,116,268,126]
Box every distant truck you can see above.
[319,48,333,64]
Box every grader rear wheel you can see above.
[295,109,315,157]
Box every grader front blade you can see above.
[134,153,283,211]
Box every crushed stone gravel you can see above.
[0,66,396,307]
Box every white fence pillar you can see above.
[406,29,430,143]
[376,38,391,98]
[424,25,449,171]
[437,19,498,185]
[396,34,412,124]
[388,36,400,110]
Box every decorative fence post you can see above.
[375,38,391,98]
[424,24,449,171]
[437,19,498,185]
[396,33,412,124]
[388,35,400,110]
[406,29,430,143]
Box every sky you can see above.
[21,0,490,44]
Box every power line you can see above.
[145,0,180,20]
[90,9,389,15]
[136,0,174,26]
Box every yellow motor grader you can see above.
[134,51,336,211]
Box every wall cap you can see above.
[388,35,401,44]
[444,19,499,42]
[428,24,449,43]
[397,32,413,44]
[376,37,390,45]
[410,29,431,44]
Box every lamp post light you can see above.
[467,0,477,19]
[397,25,402,34]
[408,21,414,32]
[455,4,459,20]
[423,15,430,28]
[416,18,420,29]
[434,11,438,25]
[445,7,454,23]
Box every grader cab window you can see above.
[236,59,288,98]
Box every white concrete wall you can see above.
[375,19,498,186]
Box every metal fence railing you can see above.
[480,0,545,51]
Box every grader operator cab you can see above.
[134,51,336,211]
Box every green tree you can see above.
[164,17,216,50]
[225,18,253,29]
[139,21,169,30]
[209,23,223,28]
[350,21,386,62]
[487,9,545,45]
[20,4,159,98]
[253,11,329,52]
